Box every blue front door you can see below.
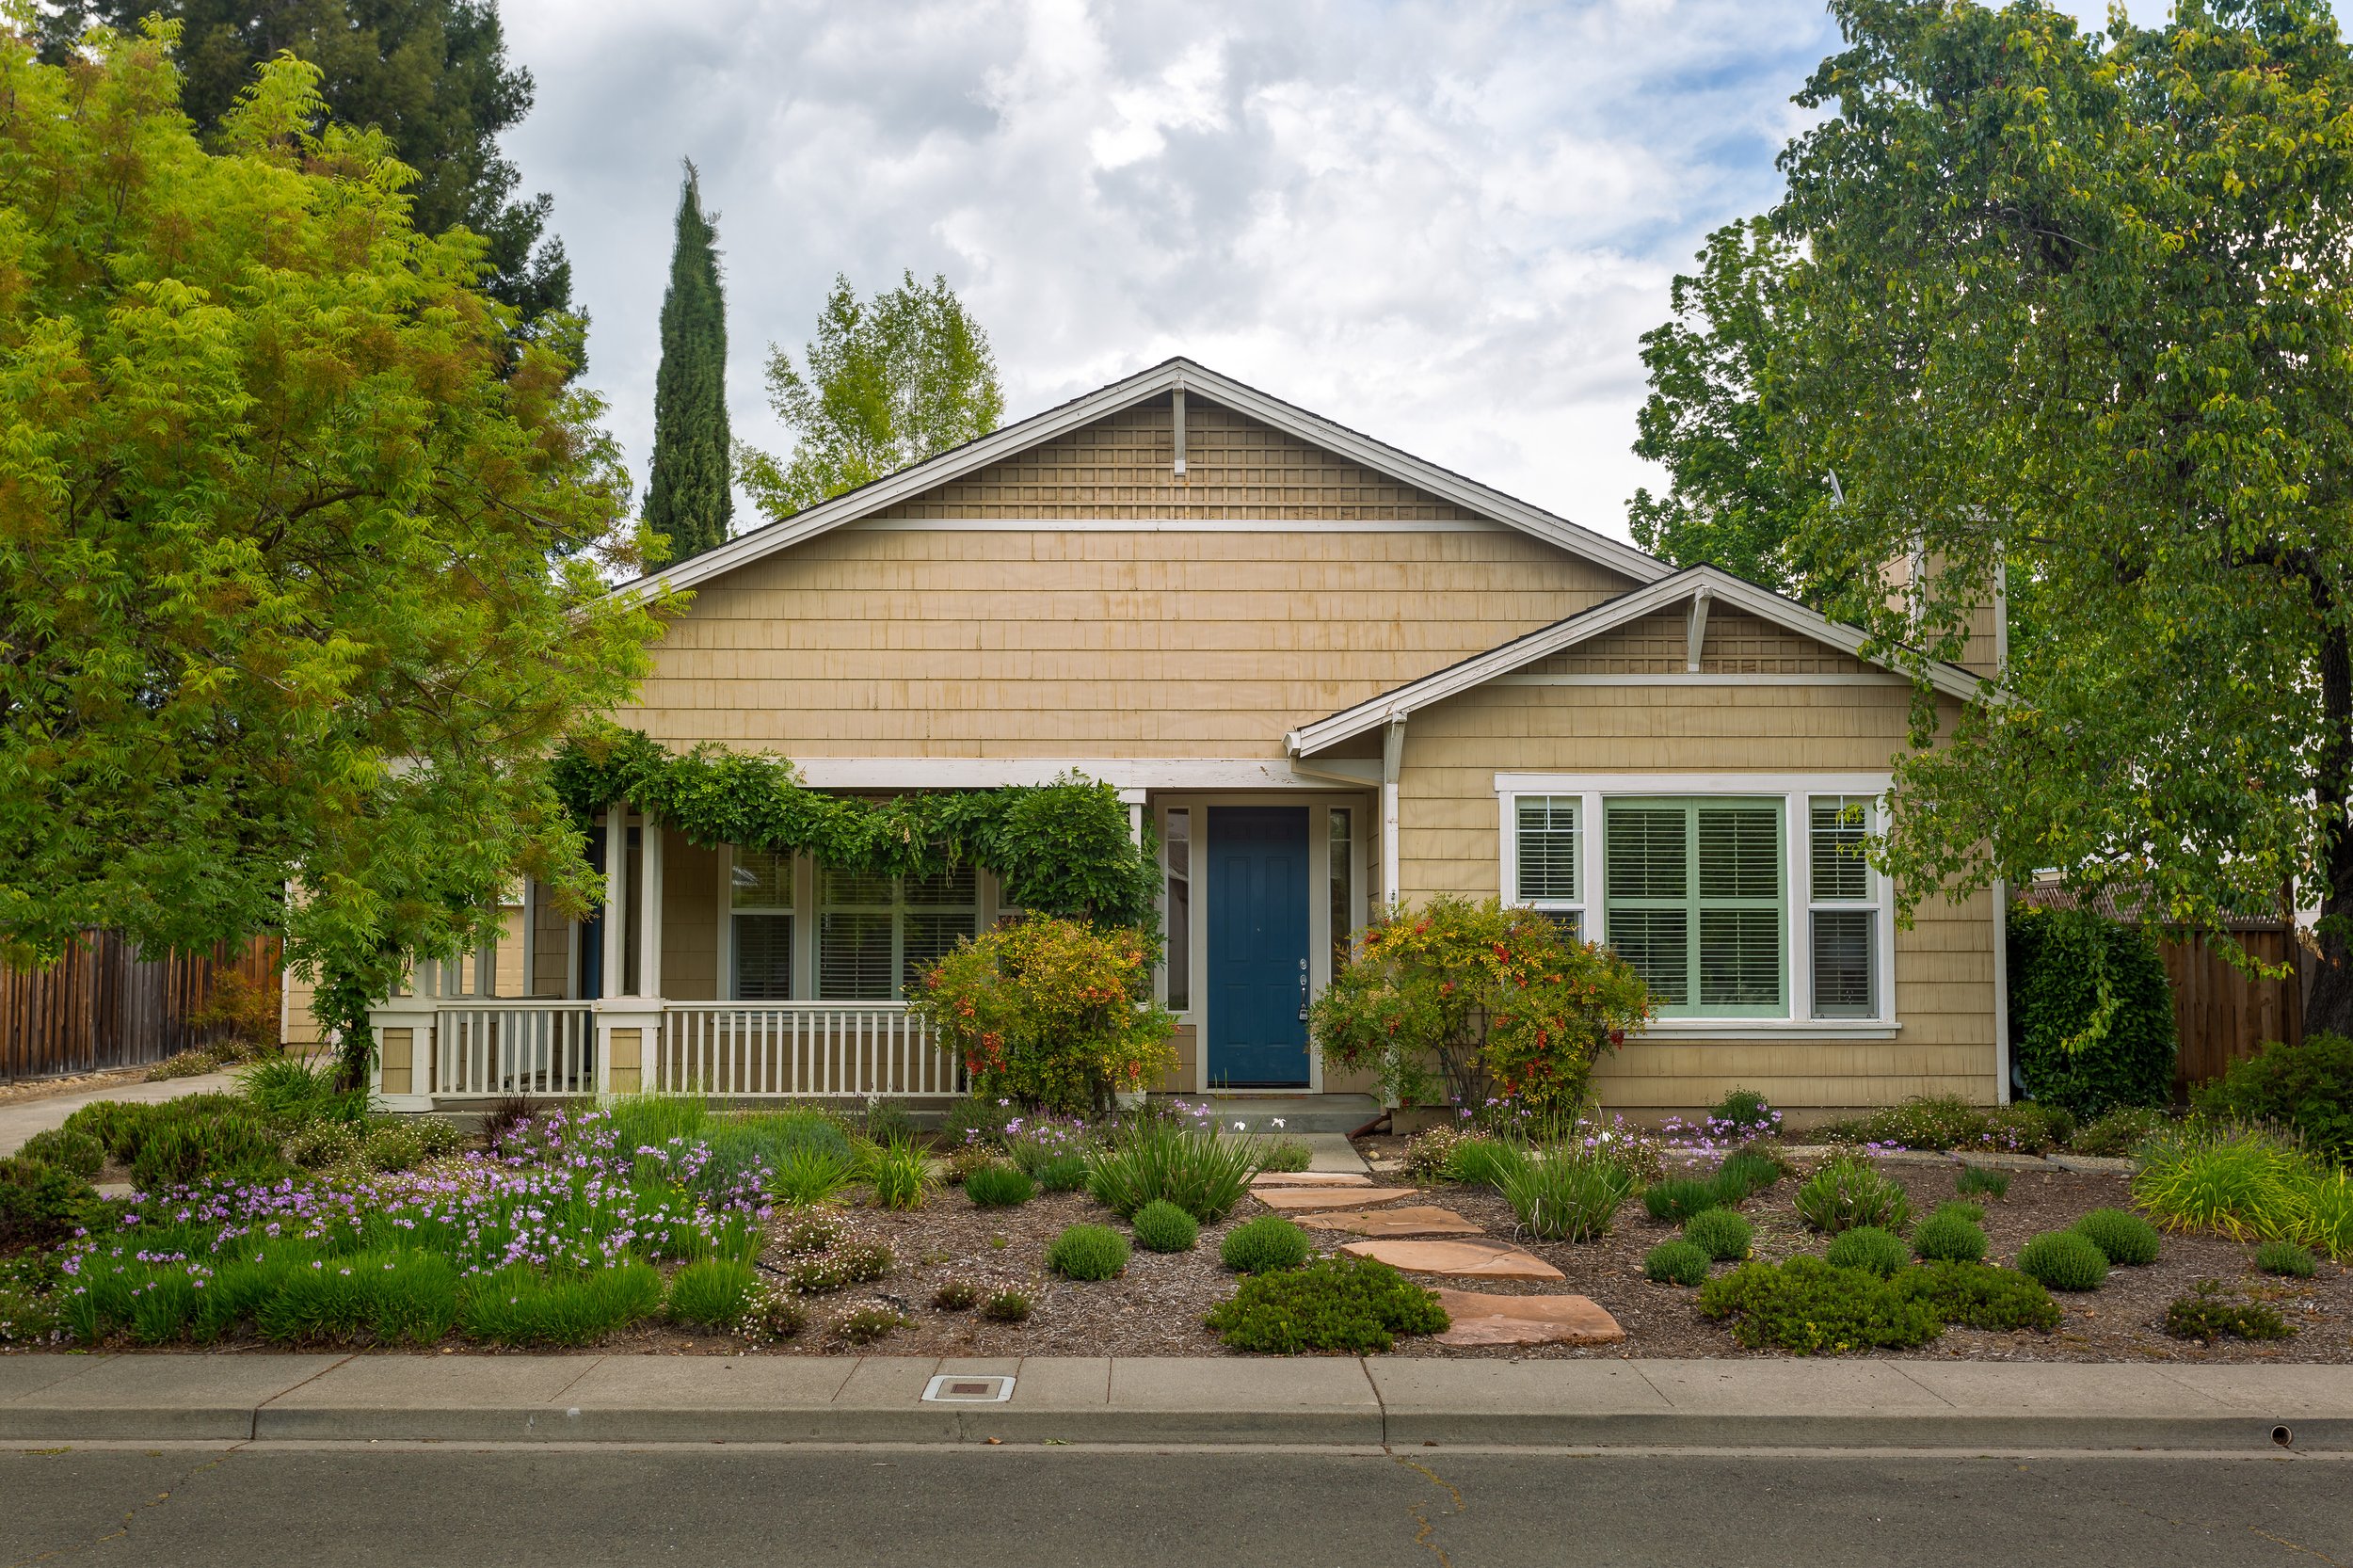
[1207,807,1310,1087]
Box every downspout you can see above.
[1381,717,1408,912]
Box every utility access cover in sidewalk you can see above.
[922,1375,1015,1403]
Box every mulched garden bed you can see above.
[602,1148,2353,1363]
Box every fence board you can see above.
[0,932,281,1081]
[2161,926,2306,1097]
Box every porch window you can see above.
[1604,798,1784,1016]
[1163,810,1190,1011]
[1809,796,1879,1018]
[729,848,793,1000]
[817,864,979,1000]
[1513,794,1582,937]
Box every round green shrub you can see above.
[1034,1153,1090,1192]
[1642,1176,1723,1224]
[1894,1262,2061,1333]
[1204,1255,1449,1353]
[2254,1240,2317,1278]
[962,1162,1036,1208]
[1681,1207,1753,1263]
[1938,1201,1985,1224]
[1220,1214,1312,1274]
[665,1258,757,1332]
[1910,1209,1989,1265]
[2009,904,2175,1119]
[1644,1240,1711,1286]
[1792,1157,1913,1235]
[2016,1230,2109,1291]
[17,1128,103,1179]
[1046,1223,1131,1281]
[2072,1207,2162,1266]
[1697,1256,1943,1353]
[1823,1224,1910,1278]
[1131,1198,1199,1254]
[2191,1032,2353,1164]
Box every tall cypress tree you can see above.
[644,162,731,562]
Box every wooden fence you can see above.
[0,932,281,1082]
[2160,924,2309,1097]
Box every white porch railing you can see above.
[431,1000,599,1096]
[655,1002,964,1099]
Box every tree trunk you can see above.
[2305,619,2353,1038]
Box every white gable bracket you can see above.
[1686,586,1712,674]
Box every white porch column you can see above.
[600,806,626,1001]
[637,814,664,998]
[1381,717,1408,911]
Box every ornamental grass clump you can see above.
[911,917,1177,1113]
[1910,1208,1989,1265]
[1824,1225,1911,1278]
[1130,1199,1199,1254]
[2073,1208,2163,1266]
[17,1128,102,1180]
[1035,1153,1091,1193]
[666,1258,759,1332]
[1220,1214,1312,1274]
[1955,1165,2011,1200]
[1682,1207,1753,1262]
[1047,1223,1130,1281]
[1204,1255,1449,1353]
[2305,1169,2353,1262]
[1309,895,1650,1121]
[1793,1156,1913,1235]
[1698,1256,1942,1354]
[1502,1149,1636,1241]
[2130,1125,2312,1242]
[2255,1240,2317,1278]
[860,1136,933,1211]
[1086,1121,1256,1223]
[962,1162,1036,1208]
[1444,1135,1529,1191]
[1642,1176,1725,1224]
[2016,1231,2108,1291]
[1712,1150,1784,1202]
[1644,1240,1711,1286]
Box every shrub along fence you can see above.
[2014,886,2309,1097]
[0,932,280,1082]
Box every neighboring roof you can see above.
[1285,564,1988,756]
[608,357,1673,600]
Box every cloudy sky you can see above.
[500,0,2153,543]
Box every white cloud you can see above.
[494,0,2141,538]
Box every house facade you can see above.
[355,358,2007,1118]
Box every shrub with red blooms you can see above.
[1309,896,1651,1119]
[912,916,1177,1113]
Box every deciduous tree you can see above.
[0,25,666,1070]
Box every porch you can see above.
[364,776,1385,1110]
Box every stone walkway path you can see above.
[1251,1168,1625,1346]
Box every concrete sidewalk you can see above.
[0,1353,2344,1450]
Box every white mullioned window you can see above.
[729,848,795,1000]
[817,863,980,1000]
[1496,775,1896,1030]
[1509,794,1583,937]
[1808,795,1881,1019]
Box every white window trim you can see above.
[1806,794,1883,1023]
[1497,792,1584,936]
[1494,773,1898,1036]
[717,849,1003,1002]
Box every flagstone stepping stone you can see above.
[1340,1238,1565,1281]
[1250,1170,1375,1189]
[1433,1290,1625,1348]
[1254,1186,1416,1212]
[1293,1205,1486,1238]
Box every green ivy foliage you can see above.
[2009,905,2176,1118]
[550,728,1160,929]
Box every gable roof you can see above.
[1285,564,1988,756]
[609,357,1673,599]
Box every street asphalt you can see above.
[0,1443,2345,1567]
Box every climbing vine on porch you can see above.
[550,728,1160,930]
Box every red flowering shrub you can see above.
[1309,896,1651,1120]
[911,917,1177,1114]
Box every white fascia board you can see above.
[791,756,1380,792]
[1288,565,1984,756]
[603,358,1669,603]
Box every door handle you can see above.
[1298,957,1309,1022]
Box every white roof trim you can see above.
[607,358,1670,600]
[1286,565,1986,756]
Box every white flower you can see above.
[1273,1118,1286,1129]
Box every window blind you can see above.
[1605,799,1784,1016]
[732,914,793,1000]
[1810,801,1871,902]
[1808,796,1879,1018]
[1514,796,1579,902]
